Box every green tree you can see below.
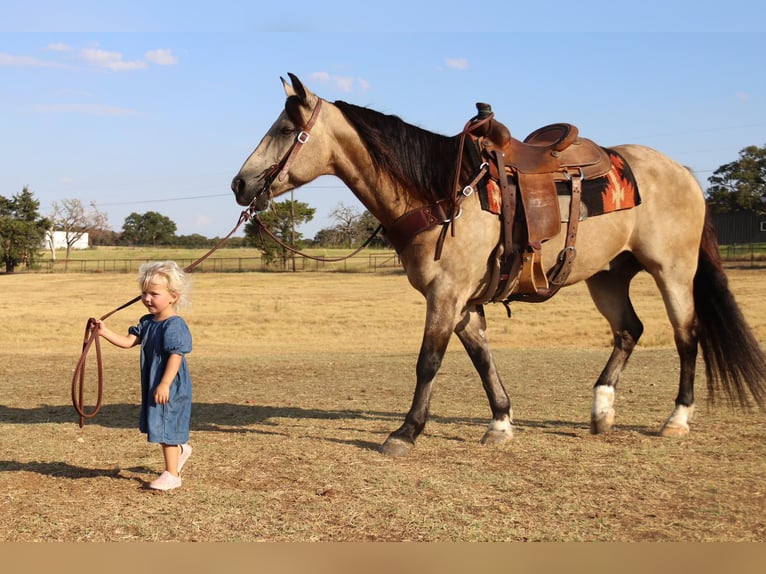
[244,199,315,269]
[121,211,177,246]
[706,144,766,214]
[0,186,50,273]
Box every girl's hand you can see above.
[154,382,171,404]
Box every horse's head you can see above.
[231,73,326,211]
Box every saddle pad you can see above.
[479,147,640,219]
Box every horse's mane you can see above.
[334,100,461,202]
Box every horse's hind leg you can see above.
[454,305,513,445]
[650,268,699,437]
[586,254,645,433]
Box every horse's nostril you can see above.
[231,176,243,195]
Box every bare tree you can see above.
[49,199,109,259]
[330,202,361,247]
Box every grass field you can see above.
[1,267,765,541]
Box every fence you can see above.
[15,243,766,275]
[27,252,403,274]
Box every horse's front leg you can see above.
[454,306,513,445]
[380,293,457,457]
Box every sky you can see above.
[2,1,765,240]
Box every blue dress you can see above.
[128,314,193,445]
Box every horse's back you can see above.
[540,143,706,284]
[612,144,707,268]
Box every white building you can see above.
[44,231,90,250]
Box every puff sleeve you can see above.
[162,316,192,355]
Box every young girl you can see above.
[96,260,193,491]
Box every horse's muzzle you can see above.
[231,175,270,211]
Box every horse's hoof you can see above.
[480,428,513,446]
[590,409,615,434]
[380,437,414,457]
[659,405,694,437]
[659,422,690,438]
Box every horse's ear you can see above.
[285,73,317,107]
[281,75,296,98]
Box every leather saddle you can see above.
[469,105,613,301]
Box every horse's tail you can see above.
[694,209,766,409]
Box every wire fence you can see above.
[23,252,404,274]
[11,243,766,275]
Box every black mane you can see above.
[334,100,461,202]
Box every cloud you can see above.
[145,49,178,66]
[307,71,370,93]
[308,71,330,82]
[46,43,72,52]
[2,44,178,72]
[31,103,140,116]
[446,57,469,70]
[81,48,148,71]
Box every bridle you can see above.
[246,96,383,261]
[250,98,324,209]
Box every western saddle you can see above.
[382,103,614,308]
[468,103,613,306]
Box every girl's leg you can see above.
[161,443,180,476]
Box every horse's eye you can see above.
[279,125,295,137]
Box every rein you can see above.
[70,208,254,427]
[250,213,383,262]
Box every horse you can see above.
[231,73,766,457]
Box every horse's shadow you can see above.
[0,402,484,430]
[0,402,659,442]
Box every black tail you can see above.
[694,211,766,409]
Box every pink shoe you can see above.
[178,443,192,473]
[148,471,182,491]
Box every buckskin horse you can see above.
[231,73,766,457]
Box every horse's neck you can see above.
[331,132,422,228]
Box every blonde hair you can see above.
[137,260,190,310]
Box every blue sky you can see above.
[2,1,765,239]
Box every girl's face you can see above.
[141,279,178,320]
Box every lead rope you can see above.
[70,208,254,427]
[251,214,383,262]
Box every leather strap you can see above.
[262,99,324,184]
[384,200,451,254]
[548,168,582,286]
[495,150,516,257]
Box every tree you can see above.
[329,203,361,247]
[48,198,109,259]
[244,199,315,269]
[314,204,387,248]
[0,186,50,273]
[706,144,766,214]
[121,211,177,246]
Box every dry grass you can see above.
[1,269,765,541]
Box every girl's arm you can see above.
[153,353,183,405]
[94,319,139,349]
